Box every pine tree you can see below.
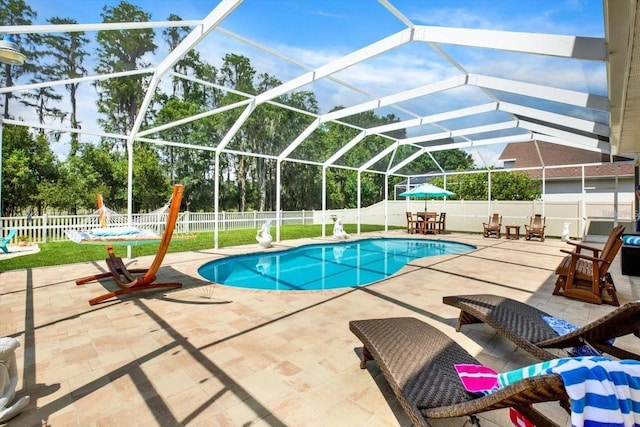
[39,17,89,155]
[94,1,156,149]
[0,0,37,119]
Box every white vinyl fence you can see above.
[0,210,316,244]
[0,199,637,245]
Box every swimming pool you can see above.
[198,238,475,291]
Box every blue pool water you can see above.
[198,238,475,291]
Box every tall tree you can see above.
[156,13,216,192]
[218,54,256,212]
[162,14,192,98]
[253,73,284,211]
[154,98,217,210]
[40,17,89,155]
[94,1,156,148]
[278,92,320,210]
[131,144,170,211]
[0,0,37,119]
[18,71,64,133]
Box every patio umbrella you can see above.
[399,183,455,210]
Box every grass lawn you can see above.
[0,224,402,272]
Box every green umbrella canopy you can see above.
[399,183,455,210]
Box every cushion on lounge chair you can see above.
[443,294,640,361]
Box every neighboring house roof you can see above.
[499,141,635,180]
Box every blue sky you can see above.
[20,0,607,166]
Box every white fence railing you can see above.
[1,199,637,245]
[0,210,316,244]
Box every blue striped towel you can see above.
[498,357,640,427]
[623,235,640,246]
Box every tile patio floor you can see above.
[1,230,639,426]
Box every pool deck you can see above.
[1,230,639,426]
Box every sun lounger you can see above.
[443,294,640,361]
[349,317,569,427]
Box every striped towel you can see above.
[623,235,640,246]
[498,357,640,427]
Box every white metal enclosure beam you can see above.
[324,132,367,167]
[321,75,467,122]
[498,102,610,136]
[254,28,414,105]
[468,74,609,111]
[278,118,322,161]
[533,134,610,153]
[397,121,518,146]
[359,144,398,172]
[364,102,498,135]
[519,120,610,151]
[388,148,425,174]
[413,26,606,60]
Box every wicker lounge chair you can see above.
[482,213,501,238]
[443,294,640,361]
[552,224,624,306]
[350,317,569,427]
[525,214,546,241]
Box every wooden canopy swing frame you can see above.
[76,184,184,305]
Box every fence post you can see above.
[43,213,48,243]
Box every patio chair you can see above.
[434,212,446,234]
[75,184,184,305]
[482,213,501,238]
[552,225,624,306]
[405,212,421,234]
[443,294,640,361]
[0,228,17,253]
[525,214,546,241]
[350,317,569,427]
